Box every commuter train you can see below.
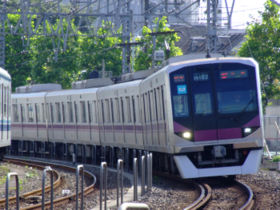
[0,67,11,158]
[11,56,264,179]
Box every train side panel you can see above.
[12,92,47,142]
[139,67,171,153]
[97,81,143,149]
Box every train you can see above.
[0,67,11,158]
[10,56,264,179]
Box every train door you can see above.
[190,69,217,141]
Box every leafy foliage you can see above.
[238,1,280,106]
[5,14,182,90]
[134,17,183,71]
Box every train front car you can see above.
[169,57,263,179]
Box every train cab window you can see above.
[67,102,74,123]
[80,101,87,123]
[12,104,19,122]
[55,102,61,123]
[173,95,189,117]
[217,90,257,114]
[27,104,34,122]
[194,93,212,115]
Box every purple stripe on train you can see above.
[174,115,260,141]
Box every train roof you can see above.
[12,91,48,99]
[0,67,11,81]
[46,87,98,97]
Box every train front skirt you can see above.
[174,149,262,179]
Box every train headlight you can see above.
[182,131,192,139]
[244,127,252,134]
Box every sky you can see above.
[231,0,266,29]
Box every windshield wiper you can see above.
[240,97,254,114]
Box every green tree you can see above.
[79,21,122,78]
[5,14,32,90]
[238,0,280,105]
[29,18,82,88]
[134,16,183,71]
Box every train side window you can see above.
[62,103,66,123]
[100,100,105,123]
[74,102,78,123]
[144,93,150,123]
[68,102,74,123]
[126,97,131,123]
[114,98,120,123]
[110,99,114,123]
[55,102,61,123]
[93,101,97,123]
[87,101,92,123]
[27,104,34,122]
[148,93,152,123]
[104,99,110,123]
[3,86,6,118]
[120,98,124,123]
[50,103,54,123]
[8,87,11,119]
[80,101,87,123]
[0,85,2,120]
[157,88,162,120]
[42,103,46,122]
[142,95,146,123]
[161,86,166,120]
[35,103,40,122]
[154,88,159,121]
[12,104,19,122]
[150,90,156,121]
[132,96,136,123]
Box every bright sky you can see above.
[231,0,266,29]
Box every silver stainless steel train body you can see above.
[0,67,11,155]
[11,57,263,178]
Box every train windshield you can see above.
[217,90,257,114]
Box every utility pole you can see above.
[206,0,218,56]
[0,0,7,67]
[121,0,132,74]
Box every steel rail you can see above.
[184,182,212,210]
[0,159,61,207]
[2,156,97,210]
[237,181,254,210]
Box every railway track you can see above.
[2,156,96,209]
[198,177,255,210]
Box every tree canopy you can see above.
[238,0,280,105]
[5,15,182,90]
